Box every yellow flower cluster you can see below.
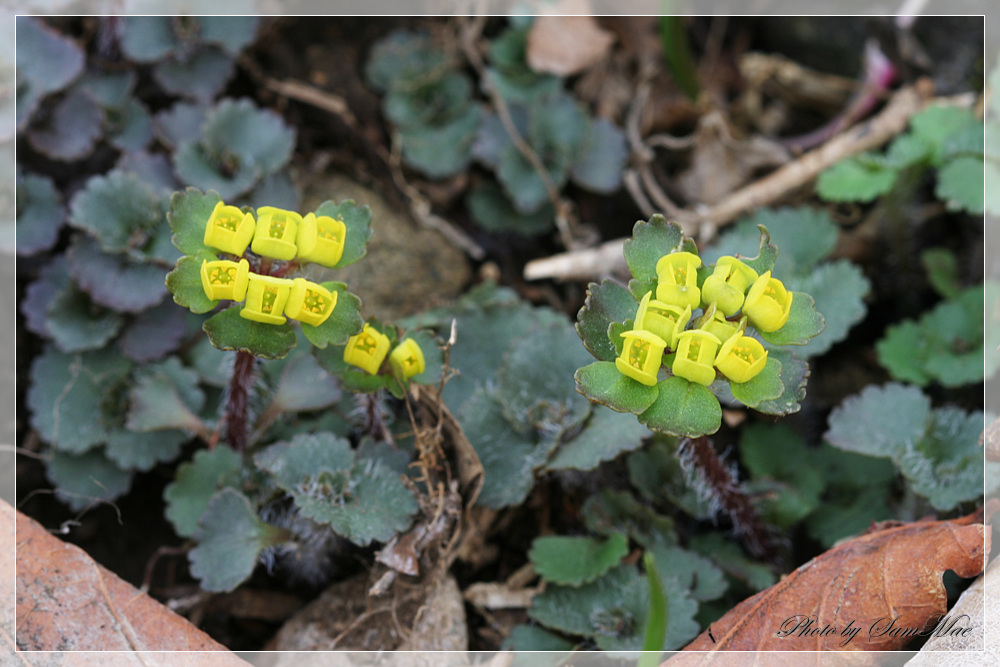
[199,202,345,326]
[343,324,425,380]
[615,252,793,387]
[202,201,347,267]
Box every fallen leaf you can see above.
[9,499,246,659]
[665,508,989,664]
[526,4,615,77]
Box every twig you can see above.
[526,84,940,282]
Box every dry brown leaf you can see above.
[526,6,614,77]
[666,509,989,665]
[9,500,245,659]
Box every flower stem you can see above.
[679,436,778,562]
[225,349,256,451]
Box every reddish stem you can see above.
[225,350,256,451]
[679,436,778,562]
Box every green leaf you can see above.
[728,355,784,408]
[757,292,825,346]
[574,361,659,415]
[398,104,482,179]
[786,261,869,357]
[153,46,235,103]
[545,407,649,471]
[383,71,473,128]
[627,439,717,520]
[496,321,593,435]
[256,432,419,546]
[16,17,84,128]
[639,376,721,437]
[155,103,208,149]
[299,282,364,349]
[623,215,684,283]
[164,445,245,537]
[27,346,131,453]
[936,155,984,214]
[921,247,962,299]
[173,142,260,201]
[806,485,894,548]
[45,284,124,353]
[876,320,932,385]
[312,199,373,269]
[647,543,728,604]
[264,348,341,414]
[505,624,576,652]
[886,133,933,169]
[165,250,221,315]
[45,449,133,512]
[126,357,206,433]
[27,88,103,161]
[816,153,898,202]
[105,428,186,473]
[67,236,168,313]
[496,143,564,214]
[467,182,555,236]
[119,300,190,363]
[201,98,296,177]
[190,488,287,593]
[570,118,627,193]
[740,422,824,528]
[68,170,164,255]
[752,348,807,416]
[640,552,667,667]
[687,533,776,592]
[898,406,985,511]
[529,533,629,586]
[108,99,154,152]
[824,383,931,459]
[16,171,65,256]
[582,490,678,548]
[364,30,452,93]
[197,17,260,56]
[117,16,179,62]
[909,105,977,165]
[203,306,297,360]
[703,207,837,277]
[576,279,638,362]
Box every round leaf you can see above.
[165,250,221,315]
[757,291,825,346]
[639,376,721,437]
[299,282,364,349]
[16,172,65,256]
[574,361,659,415]
[728,355,784,408]
[27,88,103,161]
[623,215,684,283]
[67,236,168,313]
[311,199,373,269]
[167,187,220,256]
[203,306,297,359]
[529,533,629,586]
[164,445,243,538]
[69,170,164,254]
[45,449,133,513]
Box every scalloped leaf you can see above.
[119,300,191,363]
[300,282,364,349]
[245,170,300,210]
[825,383,931,459]
[256,432,418,546]
[753,348,808,416]
[16,171,66,256]
[529,532,629,586]
[68,170,164,255]
[623,215,684,283]
[117,16,179,62]
[105,428,187,473]
[647,542,728,604]
[312,199,373,269]
[16,17,85,129]
[364,30,452,93]
[505,624,576,651]
[787,260,869,357]
[28,346,132,453]
[126,357,206,433]
[165,250,220,314]
[757,291,825,346]
[45,284,124,353]
[77,67,135,108]
[164,445,244,538]
[21,256,71,337]
[574,361,658,414]
[703,208,836,277]
[936,155,984,214]
[816,153,898,202]
[167,187,220,256]
[576,279,637,362]
[496,141,568,214]
[117,151,179,194]
[899,406,984,511]
[397,104,481,179]
[190,488,288,593]
[570,117,627,193]
[109,99,154,152]
[154,103,209,149]
[203,306,297,360]
[467,181,555,236]
[728,355,784,409]
[582,489,678,548]
[45,449,133,512]
[202,98,296,176]
[153,46,236,103]
[172,141,260,201]
[639,376,721,437]
[265,349,341,414]
[545,406,649,471]
[627,439,718,521]
[27,88,103,161]
[197,16,260,55]
[909,105,978,165]
[383,70,473,129]
[67,236,168,313]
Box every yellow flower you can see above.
[203,201,255,255]
[700,309,741,345]
[701,256,758,316]
[284,278,338,327]
[655,251,701,309]
[200,258,250,302]
[715,335,768,384]
[743,271,793,332]
[615,329,667,387]
[297,213,347,267]
[634,291,690,350]
[251,206,302,261]
[240,273,293,325]
[390,338,426,380]
[344,324,391,375]
[672,329,721,386]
